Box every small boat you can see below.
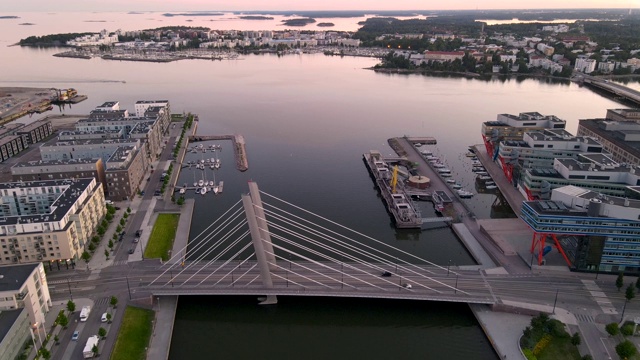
[213,186,219,194]
[457,190,474,198]
[211,158,215,163]
[426,155,439,161]
[452,184,462,189]
[485,181,495,185]
[179,188,186,194]
[214,162,220,169]
[414,143,422,147]
[478,176,492,180]
[193,182,198,187]
[433,163,446,168]
[486,185,498,190]
[198,144,203,149]
[465,153,476,158]
[472,167,485,172]
[198,179,204,187]
[201,187,208,195]
[420,149,433,156]
[209,181,214,186]
[476,172,488,176]
[210,165,215,170]
[441,173,452,177]
[438,168,451,173]
[446,179,456,184]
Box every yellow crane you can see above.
[391,165,399,193]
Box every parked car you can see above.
[128,248,135,254]
[135,230,142,237]
[133,238,139,243]
[101,313,108,322]
[72,331,79,341]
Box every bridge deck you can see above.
[144,261,496,304]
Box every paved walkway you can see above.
[451,223,496,268]
[147,296,179,360]
[470,304,531,360]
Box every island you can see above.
[19,32,95,46]
[317,22,335,27]
[281,18,316,26]
[162,12,224,17]
[0,16,19,19]
[238,15,274,20]
[19,23,35,26]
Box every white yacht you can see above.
[198,179,204,187]
[209,181,214,186]
[446,179,456,184]
[213,186,219,194]
[201,187,208,195]
[179,188,186,194]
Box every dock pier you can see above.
[188,134,248,171]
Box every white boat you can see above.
[193,182,197,187]
[414,143,422,147]
[485,181,495,185]
[211,158,215,163]
[210,165,215,170]
[198,179,204,187]
[216,158,221,165]
[198,144,203,149]
[433,163,446,168]
[446,179,456,184]
[452,184,462,189]
[200,159,205,164]
[179,188,186,194]
[476,172,488,176]
[478,176,492,180]
[209,181,214,186]
[486,185,498,190]
[441,173,452,177]
[213,186,219,194]
[426,155,439,161]
[472,167,485,172]
[214,162,220,169]
[438,168,451,173]
[201,187,207,195]
[420,149,433,156]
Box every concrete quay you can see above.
[188,134,248,171]
[472,144,525,215]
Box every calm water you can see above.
[0,12,627,360]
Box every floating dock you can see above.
[188,134,248,171]
[363,151,422,229]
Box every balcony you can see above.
[14,292,27,301]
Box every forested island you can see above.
[239,16,274,20]
[281,18,316,26]
[162,12,223,17]
[0,16,19,19]
[317,22,335,27]
[19,32,94,46]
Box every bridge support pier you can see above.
[258,295,278,305]
[243,185,277,305]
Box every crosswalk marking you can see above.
[582,279,618,314]
[574,313,595,323]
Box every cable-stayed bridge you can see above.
[143,182,496,305]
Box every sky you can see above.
[1,0,638,12]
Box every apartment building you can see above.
[577,118,640,166]
[0,178,106,265]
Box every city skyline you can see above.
[2,0,638,12]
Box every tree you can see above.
[98,327,107,339]
[120,218,126,226]
[106,313,112,324]
[40,348,51,359]
[616,340,637,359]
[606,322,619,336]
[81,251,91,263]
[616,272,624,292]
[58,314,68,328]
[67,300,76,313]
[127,207,131,213]
[108,240,114,249]
[97,226,106,236]
[88,243,96,252]
[104,249,110,260]
[110,295,118,308]
[116,225,122,233]
[626,283,636,302]
[54,335,59,345]
[571,332,581,346]
[91,344,99,357]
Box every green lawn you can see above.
[110,306,154,360]
[144,213,180,261]
[538,336,581,360]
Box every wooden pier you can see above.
[188,134,248,171]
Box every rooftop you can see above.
[528,168,563,178]
[524,200,588,217]
[0,263,39,292]
[0,178,96,226]
[579,119,640,157]
[136,100,169,104]
[0,309,26,344]
[12,158,100,168]
[106,146,135,166]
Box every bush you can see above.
[621,322,635,336]
[571,332,581,346]
[616,340,637,359]
[522,348,537,360]
[533,334,552,355]
[606,322,620,336]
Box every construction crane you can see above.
[391,165,399,194]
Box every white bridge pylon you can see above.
[147,182,495,305]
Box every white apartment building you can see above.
[575,57,597,74]
[0,263,52,341]
[0,178,106,265]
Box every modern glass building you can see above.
[521,185,640,273]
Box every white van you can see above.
[101,313,108,322]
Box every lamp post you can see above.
[552,288,559,314]
[126,275,132,300]
[455,274,459,294]
[67,277,73,300]
[621,300,629,322]
[170,269,174,288]
[447,260,451,276]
